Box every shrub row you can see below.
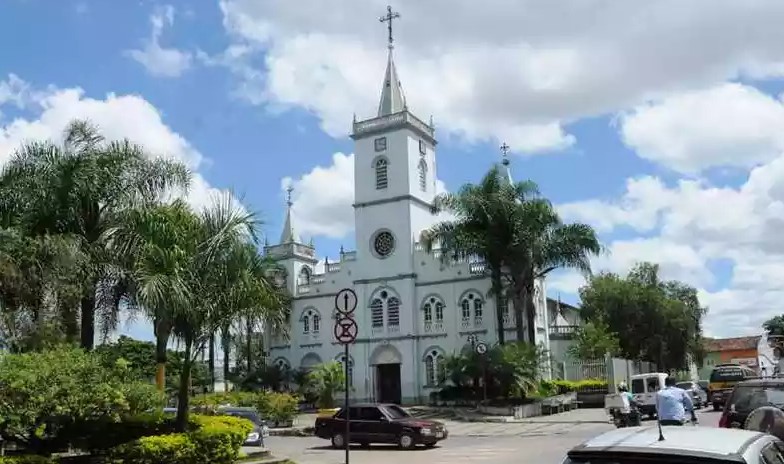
[0,457,55,464]
[108,415,252,464]
[540,378,608,394]
[191,391,299,423]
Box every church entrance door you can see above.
[376,363,401,404]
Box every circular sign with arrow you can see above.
[335,288,358,316]
[475,342,488,355]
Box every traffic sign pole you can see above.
[333,288,358,464]
[475,342,489,404]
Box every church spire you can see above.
[500,142,514,184]
[279,186,300,244]
[377,5,406,116]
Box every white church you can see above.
[264,34,556,404]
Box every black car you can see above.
[719,378,784,429]
[315,403,448,449]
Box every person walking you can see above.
[656,376,696,426]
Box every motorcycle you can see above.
[605,393,642,428]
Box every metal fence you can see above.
[551,356,658,388]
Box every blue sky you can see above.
[3,0,784,339]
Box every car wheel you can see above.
[398,432,415,450]
[332,433,345,449]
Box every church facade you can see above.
[264,43,551,404]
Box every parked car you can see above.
[217,406,270,447]
[564,425,784,464]
[314,403,447,449]
[677,380,708,409]
[161,407,269,447]
[719,378,784,429]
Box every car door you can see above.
[359,407,391,443]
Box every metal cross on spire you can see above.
[500,142,510,165]
[286,185,294,207]
[379,5,400,49]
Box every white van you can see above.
[630,372,668,417]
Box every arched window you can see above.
[387,297,400,327]
[299,267,311,285]
[337,354,353,387]
[302,308,320,335]
[369,289,401,333]
[460,291,485,328]
[422,296,445,333]
[274,358,290,372]
[375,158,388,189]
[370,298,384,328]
[424,349,445,386]
[418,159,427,192]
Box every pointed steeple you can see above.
[500,142,514,184]
[279,186,300,244]
[377,47,407,116]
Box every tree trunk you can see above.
[512,291,526,343]
[155,324,168,392]
[525,284,536,346]
[222,326,231,392]
[246,317,252,373]
[79,293,95,350]
[175,337,193,432]
[491,270,505,344]
[208,334,215,391]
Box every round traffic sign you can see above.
[334,316,358,344]
[475,342,488,355]
[334,288,358,316]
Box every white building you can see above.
[264,42,551,404]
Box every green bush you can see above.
[0,457,56,464]
[257,391,299,423]
[109,414,252,464]
[539,379,608,395]
[191,392,257,412]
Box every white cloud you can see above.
[125,5,192,78]
[556,136,784,336]
[281,152,451,240]
[216,0,784,155]
[620,83,784,173]
[0,76,228,211]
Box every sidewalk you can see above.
[411,405,609,424]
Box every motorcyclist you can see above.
[618,382,641,426]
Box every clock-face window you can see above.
[375,137,387,152]
[419,139,426,155]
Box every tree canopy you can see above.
[578,262,707,370]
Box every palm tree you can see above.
[0,119,190,350]
[421,166,523,344]
[505,194,601,344]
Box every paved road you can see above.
[260,407,722,464]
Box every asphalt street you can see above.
[258,407,723,464]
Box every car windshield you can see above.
[676,382,693,390]
[384,405,411,419]
[729,385,784,412]
[565,458,741,464]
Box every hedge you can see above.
[192,391,299,422]
[0,457,55,464]
[109,414,252,464]
[540,379,608,395]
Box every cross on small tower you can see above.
[286,185,294,207]
[500,142,510,165]
[379,5,400,49]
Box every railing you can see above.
[469,262,486,274]
[326,263,341,273]
[549,325,579,335]
[352,111,435,138]
[424,321,444,333]
[342,251,357,261]
[371,326,385,336]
